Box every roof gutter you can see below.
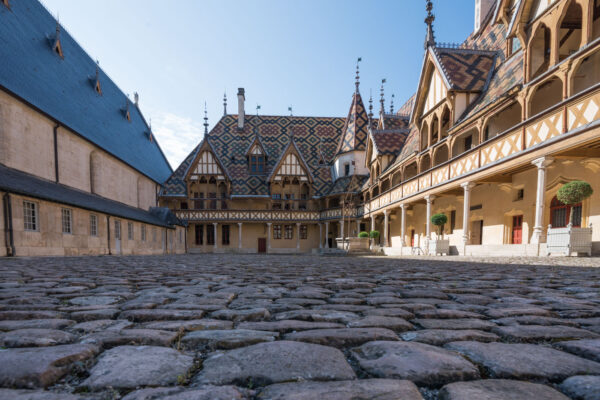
[2,192,15,257]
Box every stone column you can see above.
[296,223,301,251]
[425,195,435,240]
[356,219,361,236]
[238,222,243,250]
[325,222,330,249]
[319,223,323,249]
[383,210,389,247]
[531,157,554,245]
[266,223,272,253]
[340,220,345,239]
[370,215,375,232]
[400,203,407,247]
[213,223,218,251]
[461,182,476,254]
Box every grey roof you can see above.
[0,164,180,228]
[0,0,172,183]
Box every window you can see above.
[464,136,473,150]
[550,196,582,228]
[61,209,72,234]
[114,220,121,240]
[90,214,98,236]
[344,163,350,176]
[515,189,524,201]
[450,210,456,234]
[510,37,522,55]
[128,222,134,240]
[152,227,156,242]
[180,202,188,210]
[207,224,215,245]
[193,192,204,210]
[272,194,282,200]
[141,225,146,242]
[222,224,230,245]
[249,155,265,174]
[23,201,38,231]
[209,192,217,210]
[195,224,203,245]
[300,225,308,239]
[284,225,293,240]
[273,224,282,239]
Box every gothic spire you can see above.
[379,79,386,116]
[368,89,373,120]
[223,91,227,116]
[203,102,209,135]
[390,94,395,114]
[425,0,436,49]
[355,57,362,94]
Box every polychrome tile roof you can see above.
[372,130,410,155]
[0,0,172,183]
[336,91,369,154]
[396,94,416,117]
[433,47,497,92]
[379,114,410,130]
[328,175,369,196]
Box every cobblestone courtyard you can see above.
[0,254,599,399]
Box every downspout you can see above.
[106,215,111,255]
[53,124,60,183]
[2,193,15,257]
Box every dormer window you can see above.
[344,163,350,176]
[249,155,265,174]
[2,0,10,9]
[53,40,63,58]
[125,110,131,122]
[94,80,102,95]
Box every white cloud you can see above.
[151,112,204,168]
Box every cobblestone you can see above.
[0,254,598,398]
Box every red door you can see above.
[258,238,266,253]
[512,215,523,244]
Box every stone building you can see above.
[0,0,186,256]
[163,0,600,256]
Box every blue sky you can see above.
[41,0,475,168]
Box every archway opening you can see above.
[558,1,583,62]
[404,162,418,181]
[451,128,479,158]
[433,145,449,167]
[529,77,563,116]
[419,154,431,173]
[572,48,600,95]
[440,107,451,139]
[529,23,551,79]
[431,115,440,144]
[420,121,429,151]
[484,102,522,141]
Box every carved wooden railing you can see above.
[366,84,600,215]
[175,209,320,222]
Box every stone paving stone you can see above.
[491,325,600,342]
[493,315,579,326]
[69,319,132,333]
[0,311,66,320]
[363,307,414,319]
[413,318,497,331]
[351,341,479,387]
[347,316,414,331]
[559,375,600,400]
[141,319,233,331]
[445,341,600,381]
[70,308,120,322]
[210,307,270,322]
[195,340,356,386]
[68,296,120,306]
[273,310,359,324]
[484,307,553,319]
[415,309,484,319]
[181,329,278,349]
[258,379,424,400]
[122,385,252,400]
[554,339,600,362]
[401,329,499,346]
[438,379,570,400]
[0,344,98,388]
[119,309,205,322]
[284,327,399,348]
[82,345,194,390]
[80,328,178,348]
[0,389,85,399]
[0,328,76,347]
[0,319,75,331]
[237,320,344,333]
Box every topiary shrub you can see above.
[431,213,448,239]
[369,230,380,239]
[358,231,369,238]
[557,181,593,226]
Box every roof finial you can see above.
[55,16,61,38]
[223,91,227,116]
[379,79,386,116]
[425,0,436,49]
[256,104,261,116]
[203,102,209,135]
[368,89,374,120]
[390,94,395,114]
[288,105,293,116]
[355,57,362,93]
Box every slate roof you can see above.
[0,0,172,183]
[0,164,180,228]
[162,114,345,198]
[433,47,497,92]
[371,130,410,155]
[336,91,369,154]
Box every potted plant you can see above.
[428,213,450,255]
[348,231,370,252]
[547,181,593,256]
[368,230,380,250]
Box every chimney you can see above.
[237,88,245,130]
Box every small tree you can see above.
[431,213,448,239]
[556,181,593,227]
[358,231,369,238]
[369,230,380,239]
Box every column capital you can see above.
[237,222,243,226]
[400,203,407,210]
[296,222,301,226]
[460,182,476,191]
[383,209,389,216]
[532,156,554,169]
[212,222,218,226]
[424,195,436,203]
[266,222,272,226]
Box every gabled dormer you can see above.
[245,135,268,175]
[268,139,312,184]
[185,139,229,182]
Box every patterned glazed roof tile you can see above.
[0,0,172,183]
[396,94,416,117]
[327,175,369,196]
[162,114,345,198]
[380,114,409,130]
[336,91,369,154]
[387,126,420,171]
[433,47,497,92]
[371,130,410,155]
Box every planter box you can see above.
[348,237,370,252]
[428,239,450,255]
[335,238,349,250]
[547,225,592,256]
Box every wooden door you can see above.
[410,229,415,247]
[512,215,523,244]
[258,238,266,253]
[471,220,483,245]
